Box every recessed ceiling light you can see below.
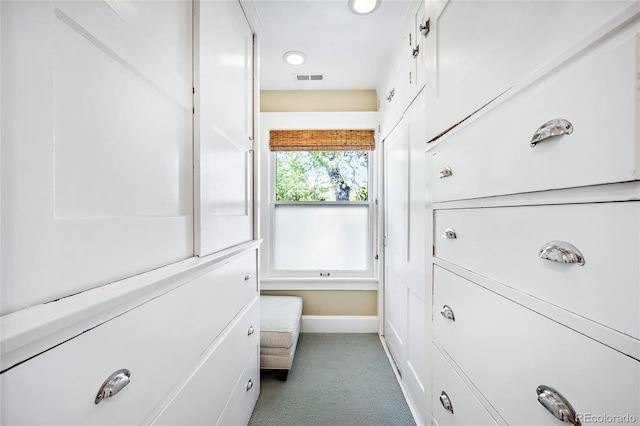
[348,0,380,15]
[283,51,306,66]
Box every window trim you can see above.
[269,149,376,278]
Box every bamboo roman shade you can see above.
[269,129,375,151]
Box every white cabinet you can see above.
[426,1,640,425]
[1,1,259,424]
[1,248,260,425]
[432,346,497,426]
[433,266,640,425]
[152,299,259,425]
[195,0,255,256]
[431,29,639,202]
[0,0,194,316]
[422,0,636,143]
[383,89,429,425]
[379,1,427,140]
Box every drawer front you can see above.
[0,250,258,425]
[206,249,258,330]
[432,345,498,426]
[153,299,259,425]
[433,266,640,425]
[432,29,639,202]
[435,202,640,339]
[216,345,260,426]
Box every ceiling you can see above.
[244,0,415,91]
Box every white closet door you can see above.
[0,1,193,315]
[194,0,254,257]
[383,91,428,424]
[383,119,409,373]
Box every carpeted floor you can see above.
[248,333,416,426]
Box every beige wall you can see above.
[260,90,379,318]
[260,290,377,316]
[261,90,378,112]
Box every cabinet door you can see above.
[383,92,428,424]
[422,0,635,141]
[1,0,193,315]
[195,0,254,256]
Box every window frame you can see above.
[269,149,376,279]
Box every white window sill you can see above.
[260,277,379,291]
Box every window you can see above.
[272,151,372,274]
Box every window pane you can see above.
[273,204,369,271]
[275,151,368,201]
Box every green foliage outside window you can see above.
[276,151,368,201]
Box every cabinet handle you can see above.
[530,119,573,147]
[420,18,430,37]
[247,325,255,336]
[538,241,585,266]
[438,166,452,178]
[536,385,581,425]
[244,273,252,281]
[246,379,254,391]
[386,88,395,103]
[412,44,420,58]
[442,228,457,239]
[95,369,131,404]
[439,391,454,413]
[440,305,455,321]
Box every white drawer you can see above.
[0,250,258,425]
[432,27,639,202]
[432,345,498,426]
[433,266,640,425]
[217,345,260,426]
[435,202,640,339]
[152,299,259,425]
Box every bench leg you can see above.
[275,369,289,381]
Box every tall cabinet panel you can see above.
[1,1,260,424]
[425,2,640,425]
[195,0,254,257]
[383,89,428,424]
[0,0,194,315]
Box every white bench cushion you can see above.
[260,295,302,349]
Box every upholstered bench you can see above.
[260,295,303,381]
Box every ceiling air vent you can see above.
[295,74,324,81]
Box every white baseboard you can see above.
[301,315,379,333]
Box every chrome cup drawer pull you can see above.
[442,228,457,239]
[538,241,585,266]
[439,166,453,178]
[246,379,254,391]
[440,305,455,321]
[536,385,581,425]
[244,273,252,281]
[439,391,454,413]
[95,369,131,404]
[247,325,255,336]
[530,118,573,147]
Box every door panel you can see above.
[1,1,193,315]
[195,0,254,256]
[383,91,428,423]
[384,121,408,372]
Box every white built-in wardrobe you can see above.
[380,1,640,425]
[1,1,260,424]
